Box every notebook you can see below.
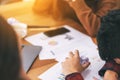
[21,45,42,72]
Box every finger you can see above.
[61,62,65,65]
[64,0,72,1]
[82,62,90,70]
[114,58,120,64]
[65,0,76,2]
[69,51,74,58]
[61,62,65,67]
[114,58,120,61]
[74,50,79,57]
[61,62,63,65]
[65,57,69,60]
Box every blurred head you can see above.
[0,15,21,80]
[97,9,120,61]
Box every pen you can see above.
[28,25,50,28]
[50,50,55,55]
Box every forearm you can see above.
[68,0,100,37]
[68,0,117,37]
[76,9,100,37]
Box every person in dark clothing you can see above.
[62,9,120,80]
[97,9,120,80]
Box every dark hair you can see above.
[0,15,21,80]
[97,9,120,61]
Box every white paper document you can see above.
[38,48,105,80]
[38,63,62,80]
[25,25,105,80]
[25,25,97,60]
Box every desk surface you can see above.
[0,1,96,80]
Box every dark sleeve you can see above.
[65,72,84,80]
[99,60,120,77]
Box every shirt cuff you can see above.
[65,72,83,80]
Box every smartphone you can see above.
[44,27,70,37]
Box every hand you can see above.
[104,70,118,80]
[114,58,120,64]
[62,50,90,75]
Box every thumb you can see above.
[82,62,90,70]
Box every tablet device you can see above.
[21,45,42,73]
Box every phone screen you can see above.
[44,27,70,37]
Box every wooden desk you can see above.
[0,1,96,80]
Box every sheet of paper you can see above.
[38,63,62,80]
[52,41,94,62]
[25,25,97,60]
[39,48,105,80]
[39,63,104,80]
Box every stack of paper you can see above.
[25,25,97,60]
